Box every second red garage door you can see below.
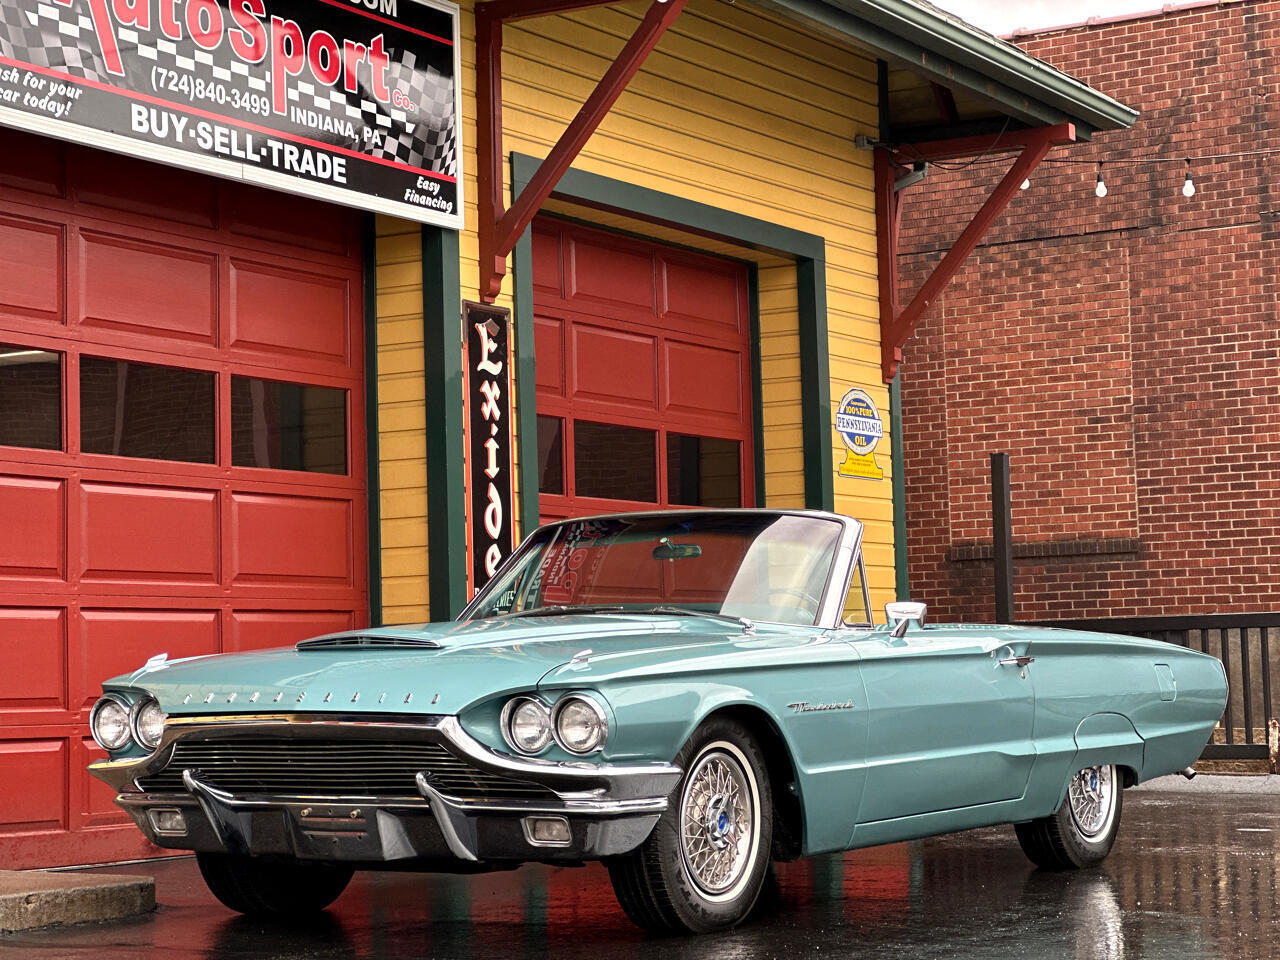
[532,219,754,523]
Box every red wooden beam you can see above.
[930,82,959,126]
[890,122,1075,164]
[475,4,505,301]
[879,123,1074,381]
[874,148,901,366]
[475,0,686,302]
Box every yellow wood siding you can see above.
[375,215,430,624]
[375,0,896,621]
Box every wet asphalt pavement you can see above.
[5,781,1278,959]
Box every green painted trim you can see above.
[797,257,834,512]
[759,0,1136,134]
[889,373,909,601]
[361,214,383,628]
[509,152,834,515]
[510,155,824,261]
[511,227,540,536]
[422,225,469,619]
[747,265,765,508]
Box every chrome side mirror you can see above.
[885,601,927,639]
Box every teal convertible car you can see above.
[88,509,1227,933]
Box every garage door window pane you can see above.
[231,376,347,474]
[0,344,61,451]
[81,357,214,463]
[574,420,655,502]
[666,434,741,507]
[537,415,564,494]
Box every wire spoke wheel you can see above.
[607,721,771,933]
[679,748,755,898]
[1067,764,1116,839]
[1016,762,1124,870]
[679,747,756,899]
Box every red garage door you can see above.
[0,129,367,868]
[532,220,753,523]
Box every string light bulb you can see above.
[1181,158,1196,198]
[1094,162,1108,198]
[1020,178,1030,190]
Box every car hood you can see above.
[106,615,745,715]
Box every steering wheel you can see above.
[768,585,821,615]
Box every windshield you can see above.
[467,513,844,627]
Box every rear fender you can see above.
[1057,712,1144,806]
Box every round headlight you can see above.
[90,695,133,751]
[131,698,167,751]
[553,695,608,755]
[502,697,552,754]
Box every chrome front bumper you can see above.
[89,713,680,865]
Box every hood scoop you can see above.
[296,634,442,651]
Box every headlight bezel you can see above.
[129,697,167,752]
[551,693,609,756]
[500,695,553,755]
[90,693,134,751]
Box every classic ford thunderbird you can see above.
[88,509,1227,933]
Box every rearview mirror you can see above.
[885,601,927,639]
[652,538,702,561]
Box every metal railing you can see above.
[1033,614,1278,761]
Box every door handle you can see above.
[999,655,1034,667]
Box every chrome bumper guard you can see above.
[90,713,679,864]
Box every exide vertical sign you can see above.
[0,0,462,227]
[465,301,513,595]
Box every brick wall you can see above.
[897,0,1280,622]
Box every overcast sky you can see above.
[932,0,1164,35]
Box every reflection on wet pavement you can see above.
[5,790,1277,959]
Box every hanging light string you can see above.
[910,144,1280,169]
[879,134,1280,197]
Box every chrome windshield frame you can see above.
[458,508,864,631]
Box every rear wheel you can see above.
[608,717,772,934]
[1016,763,1123,869]
[196,852,353,916]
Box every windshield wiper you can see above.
[640,605,755,634]
[503,604,625,618]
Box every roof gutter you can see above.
[756,0,1138,135]
[834,0,1138,132]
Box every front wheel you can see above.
[608,717,773,934]
[1015,763,1123,869]
[196,852,353,916]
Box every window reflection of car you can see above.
[86,509,1226,935]
[479,512,856,628]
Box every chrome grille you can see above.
[135,737,559,801]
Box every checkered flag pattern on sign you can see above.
[0,0,111,82]
[0,0,458,178]
[363,49,457,176]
